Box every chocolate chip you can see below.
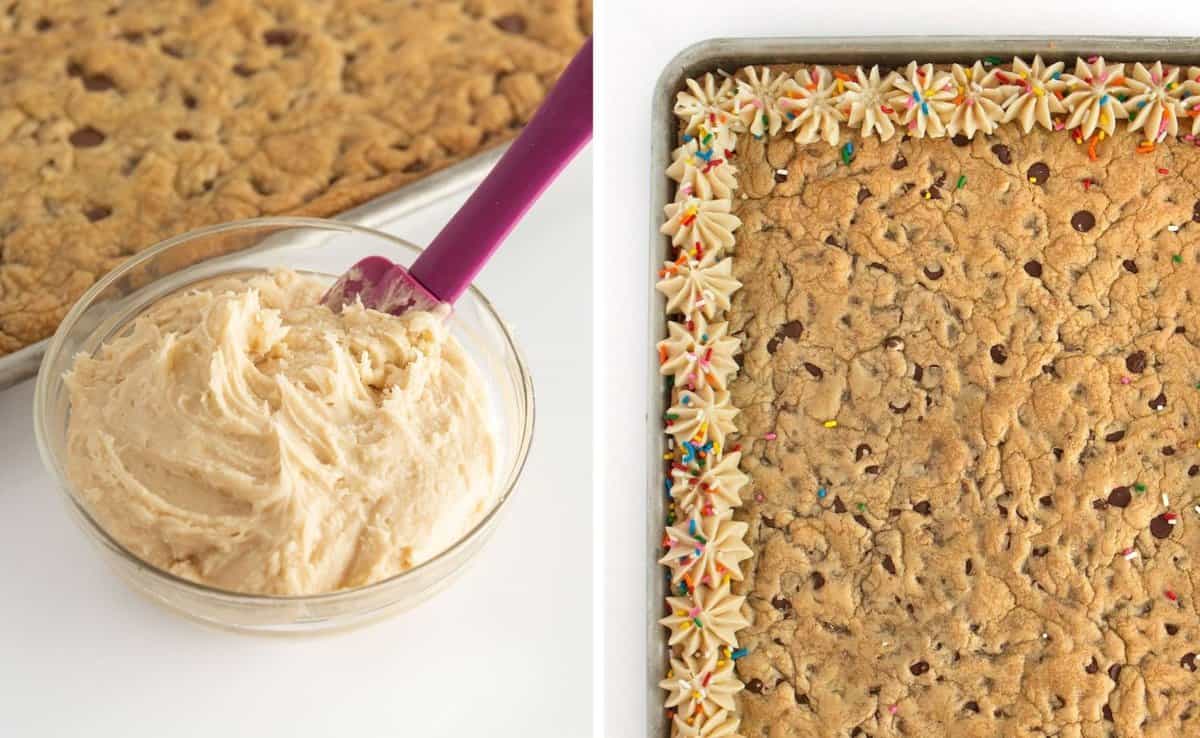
[964,559,973,575]
[1149,391,1168,411]
[1085,658,1099,674]
[883,336,904,350]
[833,497,847,514]
[183,94,198,109]
[493,13,526,33]
[864,465,880,475]
[889,401,909,414]
[782,320,803,339]
[1123,259,1139,273]
[1184,653,1197,671]
[868,262,889,272]
[1163,445,1177,456]
[914,500,932,516]
[35,17,52,31]
[1167,624,1180,635]
[69,127,105,147]
[745,678,765,694]
[912,364,924,383]
[1107,486,1132,508]
[66,61,83,77]
[853,514,870,528]
[1125,351,1147,373]
[1027,162,1050,185]
[803,362,823,379]
[964,701,980,713]
[1053,447,1063,460]
[1108,664,1122,681]
[82,74,115,91]
[989,345,1007,364]
[891,153,908,170]
[991,144,1012,164]
[910,661,930,676]
[232,63,255,77]
[770,594,792,613]
[766,337,781,354]
[824,235,839,247]
[882,555,897,575]
[811,571,825,589]
[1151,514,1174,539]
[1039,495,1054,508]
[1024,260,1043,277]
[1104,430,1125,443]
[774,170,788,183]
[951,133,969,147]
[1032,546,1049,557]
[174,129,193,141]
[921,187,943,200]
[1071,210,1096,232]
[857,187,872,204]
[84,205,112,222]
[1043,364,1057,377]
[262,28,296,45]
[1194,200,1200,223]
[855,444,872,461]
[1093,499,1108,510]
[1190,465,1199,477]
[923,265,944,280]
[1103,704,1113,721]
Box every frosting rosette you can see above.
[661,651,743,717]
[1124,62,1196,142]
[1061,56,1130,138]
[837,65,899,141]
[666,385,738,450]
[946,61,1011,139]
[661,197,741,257]
[670,451,749,516]
[888,62,956,138]
[657,316,740,392]
[666,140,739,201]
[660,512,752,587]
[661,580,751,657]
[674,72,739,140]
[672,709,744,738]
[779,65,846,146]
[656,252,741,320]
[732,66,787,138]
[988,55,1068,133]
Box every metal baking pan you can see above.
[646,35,1200,738]
[0,145,505,391]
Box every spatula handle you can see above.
[408,36,593,304]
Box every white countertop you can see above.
[0,150,593,738]
[595,3,1200,736]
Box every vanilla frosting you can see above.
[674,72,739,141]
[661,197,741,257]
[946,61,1010,139]
[670,451,749,517]
[1124,61,1195,143]
[888,62,956,139]
[1062,56,1130,138]
[64,270,497,595]
[989,55,1068,133]
[672,709,744,738]
[660,512,752,587]
[666,385,738,450]
[838,65,899,141]
[779,66,846,146]
[666,140,739,201]
[661,580,751,656]
[732,66,786,138]
[657,316,740,392]
[661,651,744,719]
[656,253,742,321]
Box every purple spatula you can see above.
[323,37,593,315]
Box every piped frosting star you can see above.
[778,65,846,146]
[837,65,899,140]
[670,451,749,516]
[1124,62,1197,142]
[661,512,752,587]
[671,709,744,738]
[656,252,741,320]
[661,651,744,718]
[657,316,740,392]
[666,385,738,449]
[988,55,1068,132]
[888,62,956,139]
[1061,56,1130,138]
[946,61,1011,139]
[661,197,741,257]
[674,72,739,141]
[732,66,787,138]
[661,580,751,657]
[666,140,739,201]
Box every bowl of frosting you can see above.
[33,217,534,632]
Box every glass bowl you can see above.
[33,217,534,633]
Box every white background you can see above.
[594,3,1200,737]
[0,152,593,738]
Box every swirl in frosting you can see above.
[888,62,956,139]
[660,512,752,588]
[661,197,741,257]
[661,651,743,721]
[656,252,742,320]
[732,66,786,138]
[674,72,738,138]
[670,451,749,516]
[946,61,1010,139]
[838,65,899,141]
[989,55,1068,133]
[779,65,846,146]
[1125,61,1196,143]
[1062,56,1130,138]
[666,385,738,449]
[671,709,744,738]
[657,316,740,392]
[666,140,739,201]
[661,580,751,657]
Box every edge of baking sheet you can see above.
[646,35,1200,738]
[0,145,506,392]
